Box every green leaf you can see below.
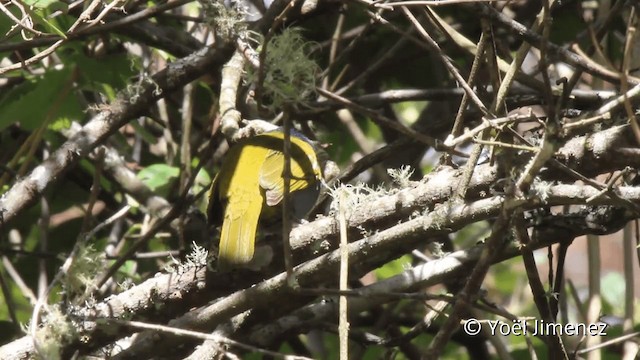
[69,52,134,93]
[129,120,158,145]
[118,260,138,277]
[22,0,60,8]
[601,272,626,311]
[374,255,411,279]
[194,166,212,191]
[25,5,67,38]
[491,257,523,294]
[137,164,180,191]
[0,6,18,36]
[49,116,71,131]
[0,67,82,131]
[392,101,428,126]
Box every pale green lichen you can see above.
[199,0,247,40]
[531,178,553,202]
[64,244,105,300]
[33,305,76,360]
[246,28,320,111]
[125,75,162,104]
[428,241,446,258]
[165,242,209,274]
[327,182,388,217]
[387,166,415,188]
[425,202,451,231]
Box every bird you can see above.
[207,129,323,269]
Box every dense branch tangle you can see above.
[1,122,638,358]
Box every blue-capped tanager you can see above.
[207,129,323,268]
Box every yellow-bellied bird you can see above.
[208,129,323,268]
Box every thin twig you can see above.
[585,234,602,356]
[401,6,491,116]
[622,224,638,357]
[316,87,455,154]
[446,29,487,143]
[219,50,245,138]
[179,82,195,255]
[382,0,495,6]
[0,1,46,37]
[107,319,314,360]
[0,267,19,327]
[446,112,538,148]
[1,256,37,306]
[516,215,565,357]
[282,112,296,285]
[335,32,410,95]
[564,82,640,132]
[322,10,345,90]
[338,189,350,360]
[619,5,640,144]
[480,4,639,85]
[576,332,640,356]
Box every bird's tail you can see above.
[217,200,262,269]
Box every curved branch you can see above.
[0,41,236,230]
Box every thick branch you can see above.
[2,180,639,359]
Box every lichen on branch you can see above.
[248,28,320,111]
